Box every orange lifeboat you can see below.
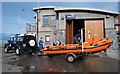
[41,38,113,55]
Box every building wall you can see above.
[115,16,120,31]
[38,31,56,47]
[105,16,119,50]
[37,9,57,46]
[57,12,105,44]
[115,15,120,39]
[26,23,36,35]
[57,11,119,50]
[27,31,36,34]
[37,10,119,49]
[115,16,120,23]
[38,9,57,31]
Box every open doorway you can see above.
[66,19,104,44]
[73,19,85,42]
[66,19,85,44]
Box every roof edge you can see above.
[54,7,119,15]
[33,6,119,15]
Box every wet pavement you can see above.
[1,48,119,72]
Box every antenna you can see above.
[18,12,20,34]
[18,9,24,34]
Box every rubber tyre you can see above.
[4,47,9,53]
[66,55,75,63]
[16,48,21,55]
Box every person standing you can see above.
[39,37,44,53]
[77,36,82,44]
[73,32,81,44]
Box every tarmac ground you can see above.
[1,48,119,72]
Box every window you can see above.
[19,37,24,41]
[116,19,118,23]
[50,16,55,24]
[10,37,14,42]
[17,37,19,41]
[43,15,55,25]
[116,26,119,31]
[115,19,119,23]
[45,35,50,43]
[17,36,24,41]
[43,16,49,24]
[13,37,16,42]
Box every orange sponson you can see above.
[41,38,113,54]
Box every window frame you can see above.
[43,15,56,25]
[45,35,50,43]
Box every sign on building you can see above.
[65,14,76,19]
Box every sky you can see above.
[2,2,119,35]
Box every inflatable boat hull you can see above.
[41,38,113,55]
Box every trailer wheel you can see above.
[66,55,75,63]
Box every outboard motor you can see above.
[53,40,61,46]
